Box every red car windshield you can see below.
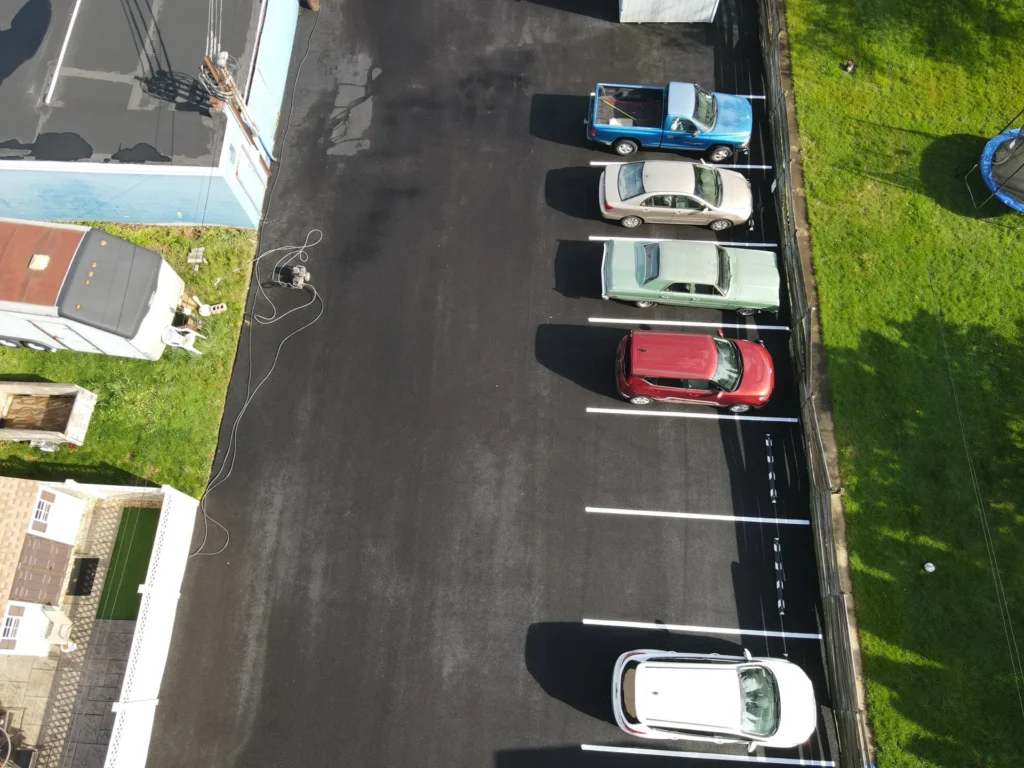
[712,338,742,391]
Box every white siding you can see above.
[619,0,720,23]
[0,601,52,657]
[31,486,87,545]
[104,486,198,768]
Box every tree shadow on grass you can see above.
[790,0,1024,74]
[830,120,1016,221]
[0,456,149,486]
[824,309,1024,766]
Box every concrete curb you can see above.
[774,1,875,762]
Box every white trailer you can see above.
[0,219,186,360]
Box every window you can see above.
[32,495,51,533]
[711,337,743,391]
[694,165,722,206]
[694,283,717,295]
[670,117,696,133]
[664,283,691,294]
[693,84,718,131]
[34,498,51,523]
[669,195,702,211]
[739,666,780,737]
[617,162,645,200]
[644,377,710,391]
[642,195,674,207]
[635,243,660,285]
[716,246,733,293]
[2,616,20,640]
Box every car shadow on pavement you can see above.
[545,167,605,221]
[525,621,744,724]
[496,744,683,767]
[534,324,623,398]
[530,94,592,149]
[554,240,603,298]
[513,0,618,22]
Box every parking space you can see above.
[148,0,836,766]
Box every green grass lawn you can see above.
[0,225,255,498]
[95,507,160,621]
[785,1,1024,766]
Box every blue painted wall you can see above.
[0,166,259,227]
[246,0,301,153]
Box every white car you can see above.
[599,161,753,231]
[612,649,817,750]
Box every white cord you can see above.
[190,230,325,557]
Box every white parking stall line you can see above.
[586,506,810,526]
[588,236,779,248]
[714,164,773,170]
[591,160,625,166]
[582,618,823,640]
[45,0,86,104]
[588,317,790,332]
[581,745,834,766]
[587,408,799,424]
[733,94,768,100]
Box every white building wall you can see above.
[31,486,88,545]
[0,601,53,657]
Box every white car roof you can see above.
[641,161,696,195]
[635,663,739,730]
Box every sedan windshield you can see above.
[693,85,717,131]
[739,666,780,737]
[711,337,743,391]
[694,166,722,207]
[618,162,645,200]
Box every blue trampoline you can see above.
[968,107,1024,212]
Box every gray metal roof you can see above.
[0,0,257,165]
[56,229,163,339]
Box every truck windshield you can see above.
[618,162,645,200]
[712,337,743,391]
[715,247,732,293]
[739,666,780,737]
[693,85,717,131]
[694,165,722,206]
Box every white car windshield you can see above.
[618,162,645,200]
[739,666,779,737]
[694,165,722,207]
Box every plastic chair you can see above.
[161,326,206,355]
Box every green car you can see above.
[600,238,780,313]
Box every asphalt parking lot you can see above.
[149,0,837,765]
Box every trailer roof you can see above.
[56,229,164,339]
[0,219,87,306]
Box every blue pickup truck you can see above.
[586,82,753,163]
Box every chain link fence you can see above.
[756,1,872,766]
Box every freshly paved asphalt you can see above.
[149,1,836,766]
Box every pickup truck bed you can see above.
[594,85,663,128]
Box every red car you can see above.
[616,330,774,413]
